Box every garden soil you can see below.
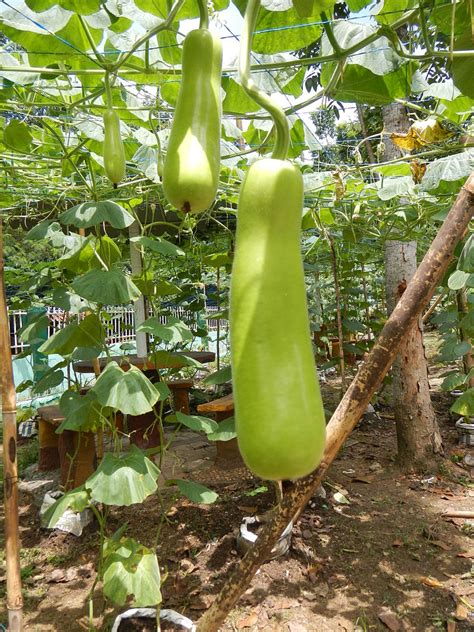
[1,366,473,632]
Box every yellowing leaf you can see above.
[392,119,452,151]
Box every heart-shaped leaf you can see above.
[91,361,161,415]
[60,201,134,229]
[86,445,160,506]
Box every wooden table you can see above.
[73,351,215,373]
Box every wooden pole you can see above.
[0,219,23,631]
[196,174,474,632]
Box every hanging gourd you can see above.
[103,74,126,188]
[230,0,326,481]
[162,3,223,214]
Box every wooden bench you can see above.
[37,380,195,480]
[167,378,194,415]
[37,405,96,490]
[197,393,244,468]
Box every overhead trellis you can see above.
[0,0,472,215]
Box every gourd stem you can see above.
[104,72,113,109]
[197,0,209,30]
[239,0,290,160]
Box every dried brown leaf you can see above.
[236,612,259,629]
[378,607,401,631]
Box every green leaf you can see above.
[102,536,161,606]
[72,269,142,304]
[458,235,474,273]
[4,119,33,152]
[421,149,474,194]
[460,310,474,337]
[320,23,413,104]
[318,208,335,225]
[39,314,104,356]
[147,351,204,369]
[451,388,474,418]
[19,314,50,345]
[58,390,110,433]
[441,372,468,392]
[202,366,232,386]
[207,417,237,442]
[52,288,90,314]
[451,32,474,98]
[136,317,192,344]
[233,0,322,53]
[59,201,135,229]
[202,252,232,268]
[342,318,366,333]
[42,487,90,529]
[25,221,63,242]
[91,361,161,415]
[377,176,415,200]
[154,280,182,297]
[86,445,160,506]
[130,235,185,257]
[448,270,470,290]
[172,411,218,434]
[32,367,65,394]
[175,479,218,504]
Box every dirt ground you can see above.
[1,359,473,632]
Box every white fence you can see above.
[9,306,228,356]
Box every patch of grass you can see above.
[17,437,39,475]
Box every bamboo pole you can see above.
[0,219,23,631]
[196,174,474,632]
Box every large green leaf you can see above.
[130,235,185,257]
[451,388,474,418]
[207,417,237,442]
[233,0,322,53]
[39,314,104,356]
[377,176,415,200]
[451,32,473,97]
[52,288,90,314]
[448,270,470,290]
[58,390,110,433]
[60,201,135,229]
[202,365,232,386]
[26,0,102,13]
[91,361,162,415]
[136,317,192,343]
[102,536,161,607]
[135,0,229,21]
[175,479,218,504]
[421,150,474,193]
[458,235,474,273]
[320,22,413,104]
[4,119,33,152]
[171,411,218,434]
[1,11,102,70]
[19,314,50,345]
[86,445,160,506]
[72,269,142,304]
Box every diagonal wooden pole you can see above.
[0,218,23,631]
[197,175,474,632]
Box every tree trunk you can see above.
[385,241,443,470]
[382,103,442,472]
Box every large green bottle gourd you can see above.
[230,158,326,481]
[103,108,126,187]
[163,29,223,213]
